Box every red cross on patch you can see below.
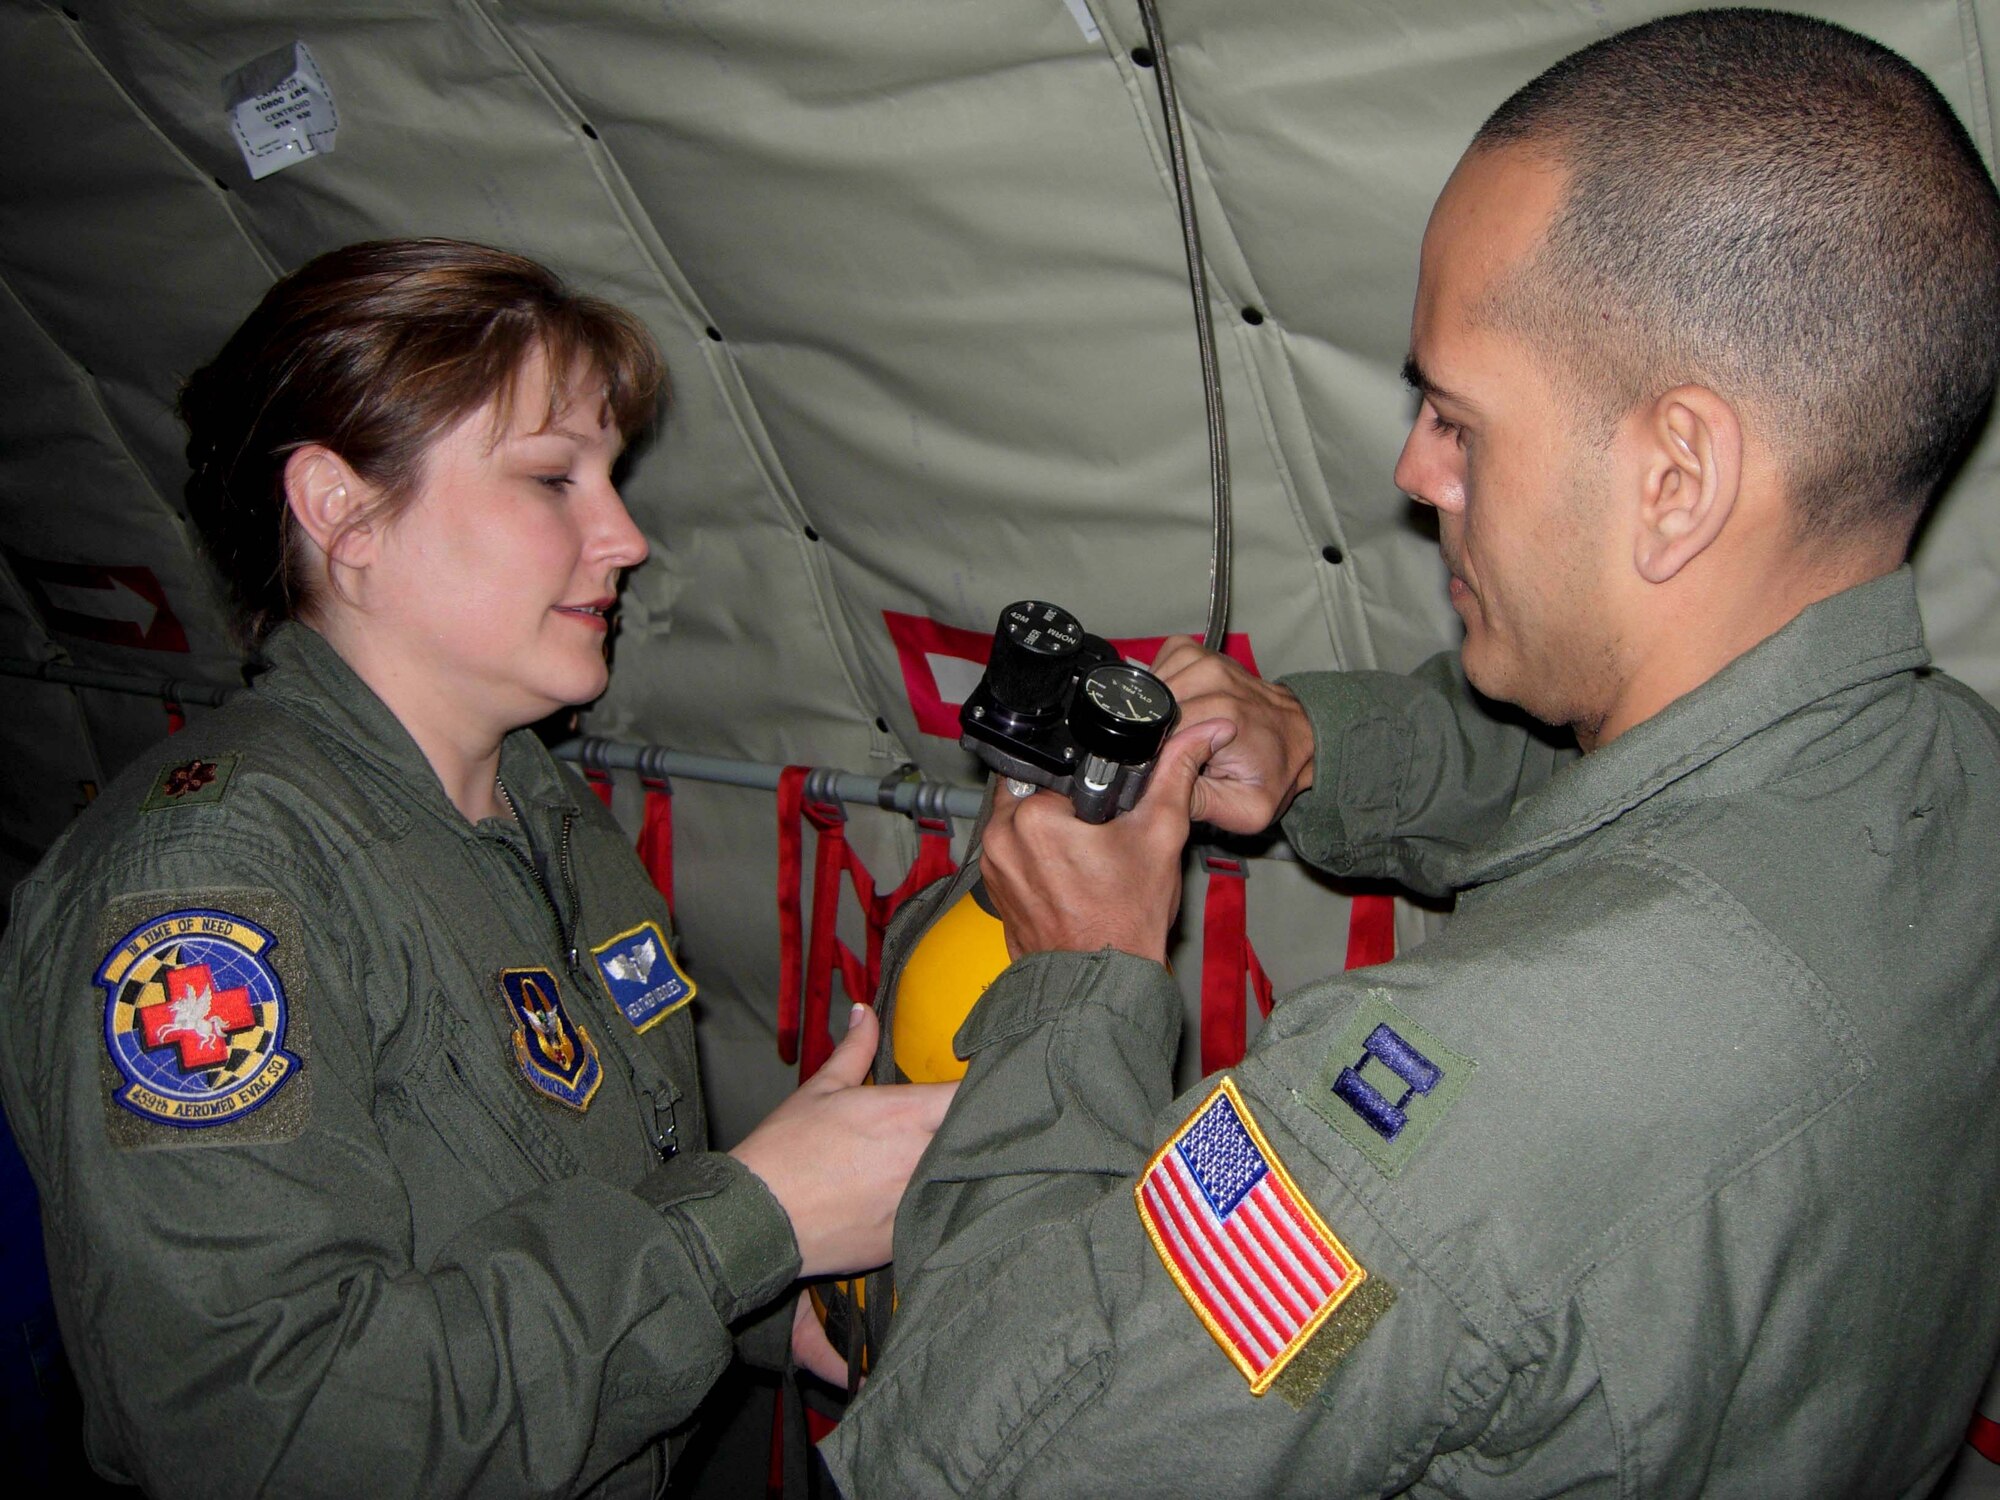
[139,963,256,1070]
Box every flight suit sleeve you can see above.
[821,948,1520,1497]
[0,841,798,1500]
[1279,653,1570,896]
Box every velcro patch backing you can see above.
[1268,1274,1397,1408]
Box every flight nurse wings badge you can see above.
[591,921,694,1034]
[1137,1078,1370,1395]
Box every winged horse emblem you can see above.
[154,982,231,1051]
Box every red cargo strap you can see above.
[1971,1412,2000,1465]
[636,782,676,916]
[801,790,858,1082]
[768,1392,842,1498]
[775,767,813,1069]
[581,772,677,913]
[1201,862,1399,1071]
[776,766,955,1080]
[1199,853,1274,1073]
[1345,893,1397,969]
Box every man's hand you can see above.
[1151,635,1318,833]
[730,1005,956,1277]
[981,718,1233,963]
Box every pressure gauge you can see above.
[1075,662,1173,745]
[1071,662,1178,801]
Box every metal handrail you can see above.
[561,735,983,822]
[0,655,1300,857]
[0,655,983,821]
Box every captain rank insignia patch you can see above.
[95,900,308,1143]
[1137,1077,1389,1401]
[499,968,603,1111]
[590,921,695,1033]
[1308,989,1476,1178]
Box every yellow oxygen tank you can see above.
[889,880,1013,1082]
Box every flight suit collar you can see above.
[1457,567,1930,888]
[251,623,583,836]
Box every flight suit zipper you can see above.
[493,780,581,973]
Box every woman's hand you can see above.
[791,1292,850,1386]
[730,1004,955,1277]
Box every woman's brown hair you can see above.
[179,238,665,641]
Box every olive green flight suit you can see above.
[0,624,799,1498]
[826,569,2000,1498]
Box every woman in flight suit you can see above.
[0,238,946,1497]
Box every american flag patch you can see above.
[1137,1077,1367,1394]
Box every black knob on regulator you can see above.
[985,601,1085,726]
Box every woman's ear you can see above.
[1633,385,1743,584]
[282,445,374,567]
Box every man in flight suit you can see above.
[826,10,2000,1497]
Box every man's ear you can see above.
[1632,385,1742,585]
[282,446,374,567]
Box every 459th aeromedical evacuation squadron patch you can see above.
[96,904,302,1134]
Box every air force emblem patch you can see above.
[500,968,603,1111]
[96,906,301,1130]
[590,921,694,1033]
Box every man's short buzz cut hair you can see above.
[1473,7,2000,543]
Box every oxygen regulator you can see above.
[958,600,1179,823]
[810,609,1182,1386]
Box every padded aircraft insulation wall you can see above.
[2,0,1997,1161]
